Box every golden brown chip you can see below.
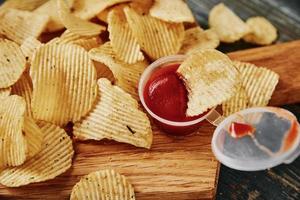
[0,8,49,44]
[93,61,115,82]
[97,3,129,23]
[0,87,11,98]
[179,27,220,54]
[0,95,27,168]
[0,121,74,187]
[208,3,250,43]
[129,0,153,15]
[20,37,43,62]
[0,39,27,88]
[149,0,195,23]
[108,9,144,64]
[74,78,153,149]
[243,17,277,45]
[177,49,240,116]
[0,0,48,15]
[124,6,184,60]
[30,42,98,125]
[70,169,135,200]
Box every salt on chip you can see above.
[0,39,26,88]
[243,16,277,45]
[150,0,195,23]
[108,9,144,64]
[20,37,43,62]
[179,27,220,54]
[177,49,240,116]
[0,87,11,99]
[70,169,135,200]
[0,121,74,187]
[0,95,27,168]
[209,3,250,43]
[74,78,153,149]
[30,42,98,125]
[0,9,49,44]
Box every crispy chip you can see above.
[20,37,43,62]
[0,39,26,88]
[0,0,48,16]
[234,61,279,107]
[243,17,277,45]
[0,121,74,187]
[89,42,147,99]
[30,43,98,125]
[93,61,115,82]
[149,0,195,23]
[0,87,11,98]
[0,95,27,168]
[74,78,153,149]
[209,3,250,43]
[97,3,129,23]
[179,27,220,54]
[108,9,144,64]
[70,169,135,200]
[177,49,240,116]
[129,0,153,15]
[0,9,49,44]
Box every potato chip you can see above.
[20,37,43,62]
[177,49,240,116]
[108,9,144,64]
[89,42,147,99]
[243,16,277,45]
[0,95,27,168]
[124,7,184,60]
[0,0,48,16]
[70,169,135,200]
[30,42,98,125]
[0,39,26,88]
[93,61,115,82]
[209,3,250,43]
[97,3,129,23]
[0,121,74,187]
[179,27,220,54]
[129,0,153,15]
[74,78,153,149]
[0,87,11,98]
[149,0,195,23]
[234,61,279,107]
[0,9,49,44]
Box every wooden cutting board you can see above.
[0,41,300,200]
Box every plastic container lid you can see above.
[212,107,300,171]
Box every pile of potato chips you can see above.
[0,0,280,198]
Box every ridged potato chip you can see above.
[0,122,74,187]
[124,7,184,60]
[30,42,98,125]
[177,49,240,116]
[0,0,48,12]
[20,37,42,62]
[93,61,115,82]
[234,61,279,107]
[0,95,27,168]
[0,9,49,44]
[97,3,129,23]
[108,9,144,64]
[70,169,135,200]
[149,0,195,23]
[243,17,277,45]
[0,39,27,88]
[209,3,250,43]
[74,78,153,149]
[129,0,153,15]
[0,87,11,98]
[179,27,220,54]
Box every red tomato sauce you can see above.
[229,122,256,138]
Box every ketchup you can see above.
[229,122,255,138]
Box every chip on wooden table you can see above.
[0,9,49,44]
[20,37,43,62]
[179,27,220,54]
[177,49,240,116]
[149,0,195,23]
[0,87,11,98]
[70,169,135,200]
[0,39,27,88]
[0,95,27,168]
[30,42,98,125]
[243,16,277,45]
[209,3,250,43]
[124,6,184,60]
[74,78,153,149]
[0,121,74,187]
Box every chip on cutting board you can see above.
[0,122,74,187]
[20,37,43,62]
[108,9,144,64]
[209,3,250,43]
[0,39,27,88]
[243,17,277,45]
[30,42,98,125]
[73,78,153,149]
[177,49,240,116]
[70,169,135,200]
[0,87,11,98]
[149,0,195,23]
[124,6,184,60]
